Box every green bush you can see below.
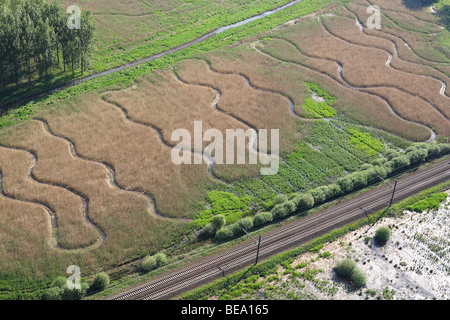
[360,163,373,171]
[237,217,253,231]
[61,282,89,300]
[211,214,226,230]
[43,276,89,300]
[283,201,296,214]
[384,149,400,160]
[375,227,391,245]
[295,193,315,210]
[350,171,368,189]
[215,226,234,241]
[271,203,288,219]
[335,259,357,278]
[253,212,273,226]
[155,253,167,267]
[199,223,216,239]
[92,272,110,291]
[309,187,326,204]
[350,268,366,287]
[229,222,243,235]
[272,194,288,205]
[141,255,157,272]
[392,156,410,170]
[337,176,353,193]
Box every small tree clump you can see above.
[350,268,366,288]
[295,193,315,211]
[141,253,167,272]
[271,203,288,219]
[335,258,357,278]
[237,217,253,231]
[215,226,234,241]
[335,258,366,288]
[375,227,391,246]
[154,253,167,267]
[211,214,226,230]
[272,194,288,205]
[92,272,110,291]
[141,255,157,272]
[42,276,89,300]
[199,223,216,239]
[283,201,296,215]
[253,212,273,226]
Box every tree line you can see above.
[0,0,95,89]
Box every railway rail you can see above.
[109,160,449,300]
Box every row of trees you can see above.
[199,141,450,242]
[0,0,95,89]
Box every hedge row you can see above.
[200,142,450,242]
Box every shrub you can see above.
[351,171,368,189]
[141,253,167,272]
[335,258,357,278]
[199,223,216,239]
[211,214,226,230]
[141,255,157,272]
[272,194,288,205]
[295,193,315,210]
[350,268,366,287]
[43,276,88,300]
[154,253,167,267]
[384,149,400,160]
[92,272,110,291]
[283,201,296,214]
[360,163,373,171]
[371,157,386,166]
[271,203,288,219]
[375,227,391,245]
[253,212,273,226]
[215,226,234,241]
[392,156,410,170]
[373,165,387,178]
[237,217,253,231]
[337,176,353,193]
[229,222,243,236]
[61,282,89,300]
[309,188,326,204]
[263,200,274,211]
[327,184,342,197]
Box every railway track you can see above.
[110,160,449,300]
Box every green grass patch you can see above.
[405,192,448,212]
[300,97,337,119]
[191,191,252,229]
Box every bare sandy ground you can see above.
[282,191,450,300]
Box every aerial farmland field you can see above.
[0,0,449,303]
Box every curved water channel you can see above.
[1,0,306,111]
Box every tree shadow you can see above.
[401,0,439,10]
